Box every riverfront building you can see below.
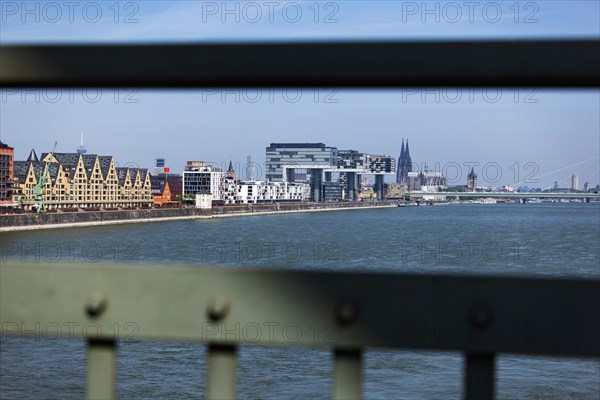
[234,181,310,204]
[151,156,182,201]
[182,161,223,201]
[266,143,395,201]
[397,139,448,191]
[266,143,338,182]
[386,183,405,199]
[151,176,173,205]
[152,173,182,201]
[183,160,311,205]
[407,170,448,191]
[223,163,310,204]
[12,151,153,210]
[221,161,238,204]
[0,141,14,205]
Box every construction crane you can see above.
[31,141,58,213]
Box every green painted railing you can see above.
[1,263,599,399]
[1,39,599,399]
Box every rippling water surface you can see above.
[1,203,599,399]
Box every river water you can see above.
[1,203,599,399]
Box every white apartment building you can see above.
[235,181,310,204]
[182,161,223,201]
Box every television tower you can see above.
[76,132,87,154]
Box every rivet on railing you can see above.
[207,295,230,322]
[336,300,359,326]
[85,291,108,318]
[468,306,494,330]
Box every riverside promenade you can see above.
[0,202,395,232]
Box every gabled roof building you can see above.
[13,150,152,210]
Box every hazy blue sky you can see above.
[1,1,599,188]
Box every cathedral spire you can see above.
[397,139,405,184]
[400,139,405,159]
[405,140,412,173]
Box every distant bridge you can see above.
[406,191,600,199]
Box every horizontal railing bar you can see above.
[1,40,598,88]
[1,263,598,357]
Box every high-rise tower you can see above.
[154,157,166,175]
[572,173,579,191]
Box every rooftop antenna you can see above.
[77,131,87,154]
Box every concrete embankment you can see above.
[0,202,395,232]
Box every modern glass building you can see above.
[266,143,396,201]
[337,150,367,170]
[265,143,338,182]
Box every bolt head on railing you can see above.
[336,300,359,326]
[207,295,230,322]
[468,306,494,330]
[85,291,108,318]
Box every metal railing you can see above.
[1,40,598,88]
[1,263,599,399]
[1,39,599,399]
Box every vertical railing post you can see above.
[332,348,362,400]
[206,344,237,400]
[86,339,116,400]
[465,352,495,400]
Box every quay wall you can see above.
[0,202,395,231]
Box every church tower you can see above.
[404,140,412,175]
[397,139,413,185]
[467,167,477,191]
[226,161,235,179]
[396,140,405,183]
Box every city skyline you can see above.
[2,89,599,189]
[1,1,599,189]
[3,127,598,191]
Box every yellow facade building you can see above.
[13,151,152,210]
